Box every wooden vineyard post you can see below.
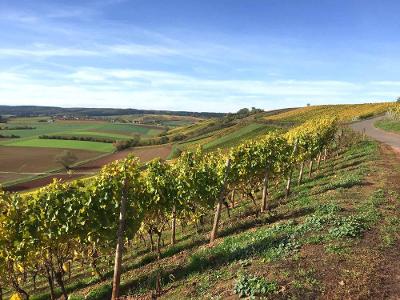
[316,152,322,170]
[323,148,328,161]
[231,189,236,208]
[111,179,128,300]
[260,167,269,213]
[298,161,305,185]
[285,139,298,199]
[210,159,231,243]
[308,160,313,178]
[171,205,177,246]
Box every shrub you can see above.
[0,134,19,138]
[39,135,115,143]
[113,135,141,151]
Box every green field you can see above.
[203,123,275,150]
[375,119,400,133]
[177,122,276,152]
[0,120,164,139]
[60,131,132,139]
[5,138,115,152]
[0,119,169,152]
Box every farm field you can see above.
[0,116,197,187]
[106,114,202,127]
[3,138,115,152]
[177,122,276,152]
[0,119,165,141]
[203,122,275,150]
[0,146,101,184]
[73,144,174,172]
[5,144,173,192]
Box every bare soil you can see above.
[0,146,99,183]
[73,144,173,172]
[4,144,173,192]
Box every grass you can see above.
[0,120,165,143]
[4,138,114,152]
[203,123,274,150]
[375,119,400,134]
[0,119,169,152]
[61,131,132,139]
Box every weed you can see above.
[329,216,367,238]
[233,273,278,298]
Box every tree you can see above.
[396,96,400,103]
[236,108,250,115]
[55,151,78,170]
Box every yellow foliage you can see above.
[9,293,23,300]
[62,262,70,273]
[266,103,395,122]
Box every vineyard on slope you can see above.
[387,103,400,120]
[0,117,343,299]
[265,103,394,123]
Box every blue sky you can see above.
[0,0,399,112]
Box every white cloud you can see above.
[371,81,400,86]
[0,67,387,112]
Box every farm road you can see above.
[350,116,400,153]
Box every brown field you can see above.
[0,146,101,184]
[73,144,173,172]
[4,144,173,192]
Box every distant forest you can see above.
[0,105,225,118]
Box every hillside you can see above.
[265,103,394,123]
[2,103,400,300]
[11,134,400,300]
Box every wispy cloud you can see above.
[0,1,398,111]
[0,67,386,112]
[0,47,100,58]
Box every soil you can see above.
[73,144,173,172]
[0,146,99,183]
[4,144,173,192]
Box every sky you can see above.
[0,0,400,113]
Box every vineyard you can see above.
[265,103,395,123]
[1,108,400,299]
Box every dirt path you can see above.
[350,116,400,153]
[370,144,400,299]
[350,118,400,298]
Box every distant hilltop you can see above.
[0,105,225,118]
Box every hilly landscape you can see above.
[2,1,400,299]
[1,102,400,300]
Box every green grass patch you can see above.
[204,123,274,150]
[233,273,278,298]
[5,138,114,152]
[375,119,400,133]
